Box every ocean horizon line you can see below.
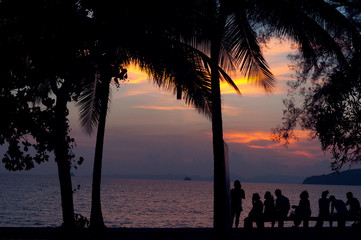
[0,172,307,184]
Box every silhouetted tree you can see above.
[77,57,129,230]
[183,1,360,238]
[76,1,221,230]
[271,1,361,171]
[0,0,93,229]
[169,2,275,237]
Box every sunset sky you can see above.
[0,38,346,181]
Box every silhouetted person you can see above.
[263,191,276,228]
[315,190,331,229]
[275,189,290,230]
[291,190,311,229]
[329,195,348,230]
[346,192,360,218]
[244,193,264,231]
[230,180,245,228]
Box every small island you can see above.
[184,176,192,181]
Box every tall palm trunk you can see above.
[211,9,230,239]
[89,73,111,230]
[54,87,75,229]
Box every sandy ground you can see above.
[0,227,360,240]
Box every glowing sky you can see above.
[0,39,338,180]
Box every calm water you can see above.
[1,174,361,228]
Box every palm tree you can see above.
[77,53,130,230]
[76,1,235,231]
[183,2,275,237]
[79,0,357,235]
[76,35,222,230]
[177,0,355,237]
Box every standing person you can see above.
[263,191,276,228]
[329,195,348,230]
[275,189,290,230]
[244,193,264,231]
[291,190,311,229]
[230,180,245,228]
[346,192,360,218]
[315,190,331,229]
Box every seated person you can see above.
[263,191,276,228]
[244,193,264,231]
[315,190,331,229]
[329,195,348,230]
[346,192,360,218]
[290,190,311,229]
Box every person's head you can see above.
[329,195,336,202]
[234,180,241,189]
[346,192,353,199]
[264,191,272,199]
[300,190,309,199]
[275,189,282,197]
[252,193,261,201]
[321,190,329,198]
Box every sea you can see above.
[1,174,361,228]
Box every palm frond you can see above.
[122,34,218,118]
[76,73,111,134]
[224,9,275,92]
[186,41,241,94]
[253,0,350,67]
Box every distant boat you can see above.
[184,177,192,181]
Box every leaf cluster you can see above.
[272,0,361,171]
[0,0,91,171]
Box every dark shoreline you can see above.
[0,227,360,240]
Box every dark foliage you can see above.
[0,0,95,229]
[272,0,361,171]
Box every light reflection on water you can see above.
[92,178,213,228]
[1,174,361,228]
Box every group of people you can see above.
[315,190,361,229]
[230,180,361,231]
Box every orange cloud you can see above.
[222,130,314,148]
[126,64,150,84]
[290,150,315,158]
[247,145,267,149]
[220,129,327,166]
[223,130,274,144]
[220,66,293,95]
[132,105,190,111]
[222,104,244,117]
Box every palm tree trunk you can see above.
[54,88,75,230]
[211,7,230,239]
[211,62,229,239]
[89,75,110,231]
[211,37,230,240]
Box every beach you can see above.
[1,227,361,240]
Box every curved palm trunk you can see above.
[211,12,230,240]
[54,88,75,230]
[89,74,111,231]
